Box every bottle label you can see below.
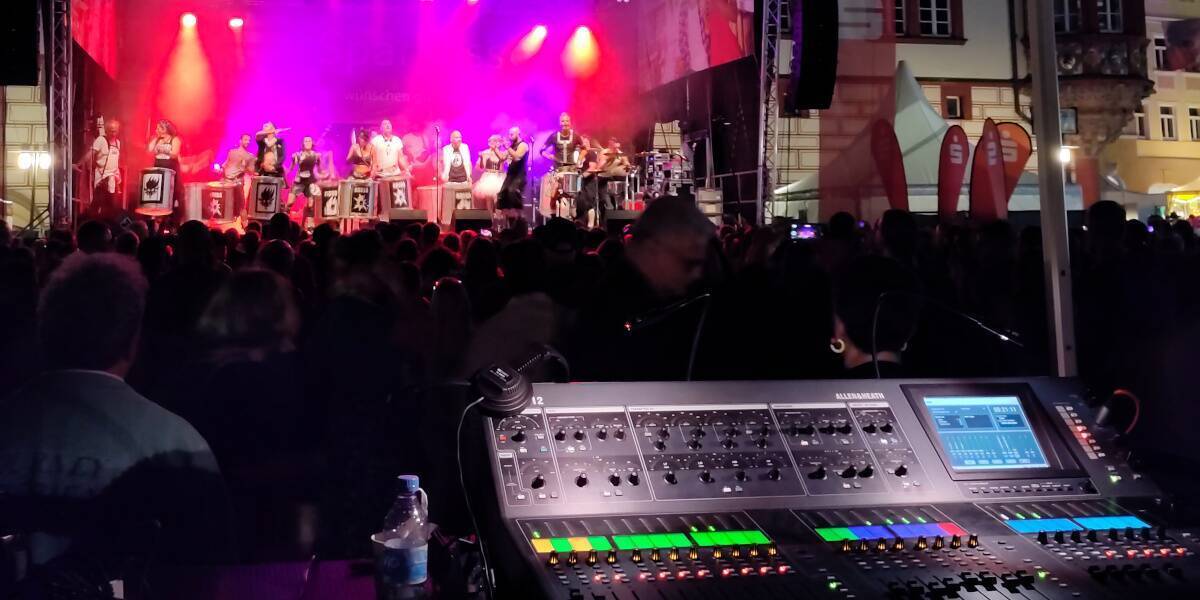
[379,543,429,587]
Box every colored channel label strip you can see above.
[1000,514,1150,535]
[815,522,966,542]
[530,530,771,554]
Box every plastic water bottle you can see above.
[374,475,435,599]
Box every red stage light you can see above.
[564,26,599,77]
[180,13,197,28]
[229,17,244,29]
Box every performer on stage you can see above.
[575,136,601,227]
[255,122,286,176]
[539,113,584,218]
[91,118,122,217]
[347,128,374,180]
[370,119,409,179]
[441,130,472,211]
[497,127,529,227]
[473,134,507,212]
[147,119,183,209]
[288,136,324,217]
[599,138,631,211]
[221,134,255,185]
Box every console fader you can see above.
[482,379,1200,599]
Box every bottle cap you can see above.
[397,475,420,493]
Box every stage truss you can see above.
[756,0,782,226]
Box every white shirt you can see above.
[92,135,120,183]
[370,134,405,176]
[442,143,472,182]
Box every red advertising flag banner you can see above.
[871,119,909,211]
[937,125,970,222]
[969,119,1008,223]
[996,122,1034,204]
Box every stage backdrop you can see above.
[636,0,756,92]
[78,0,640,183]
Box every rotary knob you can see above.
[767,467,782,481]
[690,428,706,438]
[818,423,835,435]
[807,465,827,480]
[880,423,894,433]
[573,430,585,441]
[653,440,666,451]
[688,439,703,450]
[836,422,853,434]
[758,425,771,436]
[608,474,621,486]
[893,464,908,477]
[596,429,608,440]
[575,473,589,487]
[840,465,858,479]
[735,470,748,482]
[699,471,714,484]
[614,429,626,440]
[721,438,736,449]
[627,472,640,486]
[554,429,566,441]
[658,427,671,439]
[511,430,527,442]
[754,438,768,449]
[858,465,874,478]
[798,423,815,435]
[723,426,738,437]
[861,422,877,434]
[664,471,678,485]
[531,474,545,489]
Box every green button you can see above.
[631,534,654,550]
[613,535,635,551]
[690,532,716,547]
[709,531,734,546]
[815,527,858,542]
[550,538,573,552]
[726,531,753,545]
[649,533,673,548]
[743,530,771,544]
[588,536,612,551]
[668,533,693,548]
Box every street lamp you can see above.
[16,151,52,225]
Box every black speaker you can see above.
[1,1,38,86]
[389,209,428,227]
[787,0,839,112]
[605,210,642,236]
[452,209,493,233]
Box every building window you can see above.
[895,0,907,35]
[945,96,964,119]
[1161,105,1177,140]
[1135,112,1148,138]
[1189,108,1200,140]
[1097,0,1123,33]
[1054,0,1081,33]
[919,0,952,37]
[1155,36,1168,70]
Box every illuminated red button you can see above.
[758,566,771,576]
[721,568,734,578]
[498,434,508,442]
[777,565,792,575]
[1177,547,1188,556]
[1126,549,1138,558]
[1104,550,1117,558]
[741,567,754,576]
[657,572,669,581]
[938,522,968,537]
[677,570,690,579]
[612,574,624,583]
[639,573,651,581]
[1144,549,1155,557]
[1161,548,1171,556]
[593,574,604,583]
[696,569,710,578]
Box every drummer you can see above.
[371,119,410,179]
[599,138,631,211]
[539,112,583,217]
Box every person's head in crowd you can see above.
[830,255,921,376]
[1086,200,1127,257]
[197,269,301,356]
[1172,218,1196,250]
[223,228,240,253]
[209,227,229,265]
[537,218,580,267]
[175,220,215,267]
[828,212,859,241]
[333,229,384,276]
[501,238,547,296]
[395,238,419,263]
[136,235,169,280]
[459,229,477,254]
[879,209,918,263]
[1147,214,1167,235]
[464,237,500,279]
[130,220,150,245]
[1123,219,1149,253]
[443,232,462,255]
[626,195,713,299]
[241,229,262,258]
[256,239,296,278]
[312,222,338,254]
[265,213,291,241]
[288,220,303,245]
[419,222,441,250]
[403,223,422,241]
[76,220,112,254]
[37,253,148,377]
[420,246,461,295]
[378,222,403,248]
[245,220,262,234]
[115,231,139,257]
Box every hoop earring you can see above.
[830,338,846,355]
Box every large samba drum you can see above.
[249,176,287,220]
[379,177,411,211]
[338,179,378,219]
[136,167,175,217]
[201,182,242,223]
[559,171,582,195]
[316,181,342,222]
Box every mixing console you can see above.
[481,379,1200,598]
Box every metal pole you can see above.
[1026,0,1078,377]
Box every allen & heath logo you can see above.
[835,392,886,400]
